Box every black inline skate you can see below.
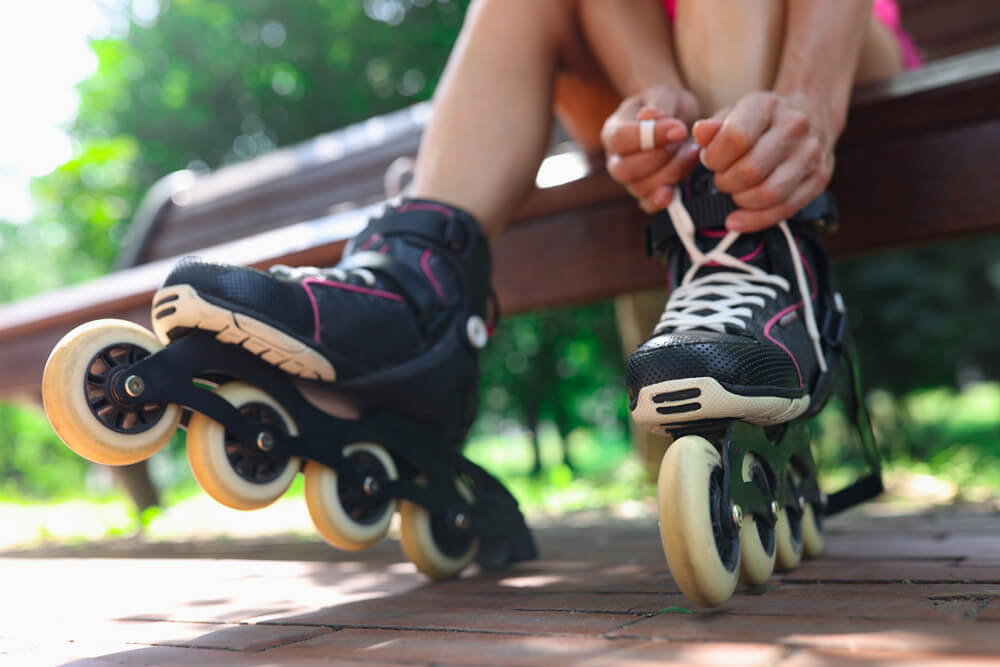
[628,167,881,606]
[42,200,537,578]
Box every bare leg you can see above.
[674,0,906,116]
[412,0,681,236]
[410,0,581,235]
[674,0,785,114]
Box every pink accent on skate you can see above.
[761,235,818,388]
[705,240,764,267]
[399,202,455,217]
[356,233,383,251]
[420,249,446,302]
[699,229,728,238]
[764,304,804,388]
[301,277,404,344]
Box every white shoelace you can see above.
[656,195,827,373]
[270,264,377,287]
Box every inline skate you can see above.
[42,200,537,578]
[628,167,881,606]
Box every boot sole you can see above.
[631,377,809,433]
[151,284,336,382]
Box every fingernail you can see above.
[699,149,709,167]
[726,216,745,232]
[653,185,673,206]
[666,126,686,143]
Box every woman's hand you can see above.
[601,84,702,213]
[692,91,840,233]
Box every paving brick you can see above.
[68,644,407,666]
[271,600,634,636]
[778,647,1000,666]
[581,640,788,666]
[610,613,1000,655]
[5,507,1000,664]
[721,583,1000,621]
[502,591,684,615]
[779,558,1000,583]
[821,534,1000,560]
[262,628,646,666]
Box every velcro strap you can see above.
[365,207,469,251]
[338,251,442,319]
[684,193,738,228]
[645,190,839,257]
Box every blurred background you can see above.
[1,0,998,548]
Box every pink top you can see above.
[661,0,922,68]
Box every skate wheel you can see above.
[775,507,803,570]
[42,319,181,466]
[801,502,824,558]
[399,476,478,579]
[738,454,776,587]
[304,443,399,551]
[657,435,739,607]
[186,382,300,510]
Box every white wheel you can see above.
[186,382,300,510]
[400,476,478,579]
[801,502,824,558]
[775,507,803,570]
[42,319,181,466]
[657,435,739,607]
[738,454,776,587]
[304,443,399,551]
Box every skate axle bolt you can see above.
[363,476,380,496]
[256,432,275,452]
[769,500,780,521]
[123,375,145,398]
[730,503,744,528]
[454,512,470,530]
[798,496,807,511]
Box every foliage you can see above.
[835,237,1000,393]
[475,302,631,472]
[0,404,89,499]
[2,0,471,301]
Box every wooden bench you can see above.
[2,45,998,403]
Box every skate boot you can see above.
[42,199,536,577]
[628,167,881,606]
[151,199,494,447]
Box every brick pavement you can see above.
[2,506,999,665]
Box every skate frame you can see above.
[100,330,537,569]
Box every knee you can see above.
[464,0,580,42]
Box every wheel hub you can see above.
[224,403,290,484]
[85,343,166,435]
[337,449,393,525]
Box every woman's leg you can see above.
[673,0,906,116]
[412,0,683,235]
[410,0,586,235]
